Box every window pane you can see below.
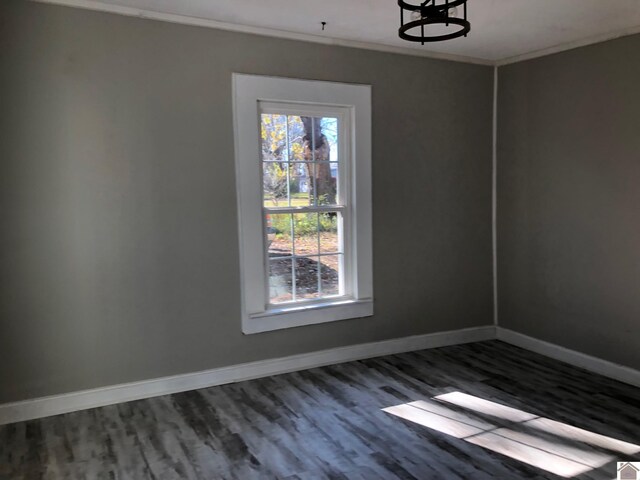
[288,115,305,162]
[321,117,339,162]
[316,162,338,206]
[295,256,320,300]
[301,117,338,162]
[261,114,288,163]
[289,163,314,207]
[319,212,340,254]
[320,255,341,296]
[263,162,289,207]
[293,213,319,257]
[267,214,292,258]
[269,258,293,304]
[304,117,338,206]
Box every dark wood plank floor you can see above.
[1,340,639,479]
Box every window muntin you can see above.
[260,104,350,308]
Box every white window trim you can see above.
[233,73,373,334]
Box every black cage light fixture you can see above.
[398,0,470,44]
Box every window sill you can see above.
[242,298,373,334]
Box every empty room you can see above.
[1,0,640,478]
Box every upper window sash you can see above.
[260,102,351,209]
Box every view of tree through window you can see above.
[261,113,343,304]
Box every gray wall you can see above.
[498,35,640,370]
[0,1,493,403]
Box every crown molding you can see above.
[496,24,640,66]
[30,0,494,66]
[30,0,640,68]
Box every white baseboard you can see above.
[0,325,496,426]
[497,327,640,388]
[3,325,637,426]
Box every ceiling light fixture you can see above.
[398,0,470,44]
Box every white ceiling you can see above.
[46,0,640,64]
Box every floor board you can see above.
[1,340,639,479]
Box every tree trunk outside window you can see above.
[301,117,336,205]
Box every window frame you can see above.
[233,74,373,334]
[260,103,350,307]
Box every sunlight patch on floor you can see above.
[434,392,640,456]
[382,392,640,478]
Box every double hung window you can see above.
[233,74,372,334]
